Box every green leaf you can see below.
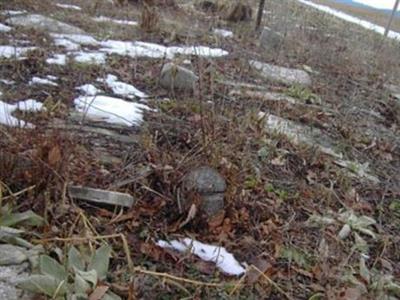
[280,246,311,269]
[102,291,122,300]
[68,246,85,272]
[0,210,44,227]
[74,273,91,295]
[354,233,369,254]
[40,255,68,282]
[17,275,67,297]
[308,293,324,300]
[359,257,370,284]
[88,244,111,280]
[75,269,98,288]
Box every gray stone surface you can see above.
[182,166,226,216]
[250,60,312,87]
[259,27,283,51]
[182,166,226,194]
[6,14,85,34]
[160,63,198,91]
[68,185,135,208]
[0,264,31,300]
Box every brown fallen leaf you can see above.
[247,258,271,284]
[48,145,61,167]
[89,285,109,300]
[337,287,363,300]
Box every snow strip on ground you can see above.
[73,51,106,64]
[99,40,228,59]
[0,46,36,59]
[98,74,147,98]
[157,238,246,276]
[213,28,233,38]
[55,3,82,10]
[296,0,400,40]
[0,23,12,32]
[0,99,44,127]
[0,10,27,16]
[76,84,102,96]
[74,95,149,126]
[46,54,67,65]
[29,76,58,86]
[92,16,138,26]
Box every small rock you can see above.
[202,194,225,216]
[68,186,135,208]
[259,27,283,51]
[182,166,226,194]
[0,245,28,266]
[160,63,199,91]
[250,60,312,87]
[182,167,226,216]
[0,264,31,300]
[6,14,85,34]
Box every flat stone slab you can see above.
[259,113,379,182]
[250,60,312,87]
[6,14,85,34]
[68,186,135,208]
[0,264,31,300]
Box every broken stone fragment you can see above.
[250,60,312,87]
[160,63,198,91]
[259,27,283,51]
[6,14,85,34]
[68,186,135,208]
[182,167,226,216]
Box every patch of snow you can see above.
[0,79,15,85]
[0,10,27,16]
[0,46,36,59]
[92,16,138,26]
[353,0,398,10]
[29,76,58,86]
[46,75,58,81]
[55,3,82,10]
[0,99,44,127]
[99,40,228,59]
[296,0,400,40]
[53,37,80,51]
[157,238,246,276]
[73,51,106,64]
[213,28,233,38]
[74,95,149,126]
[98,74,147,99]
[50,33,98,46]
[0,23,12,32]
[76,84,102,96]
[46,54,67,65]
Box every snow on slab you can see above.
[55,3,82,10]
[92,16,138,26]
[0,99,44,128]
[46,54,67,65]
[0,46,36,59]
[296,0,400,40]
[0,10,27,16]
[74,95,149,126]
[99,40,228,59]
[213,28,233,38]
[50,33,99,46]
[73,51,106,64]
[98,74,147,99]
[29,76,58,86]
[157,238,246,276]
[76,84,102,96]
[0,23,12,32]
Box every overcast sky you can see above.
[353,0,398,10]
